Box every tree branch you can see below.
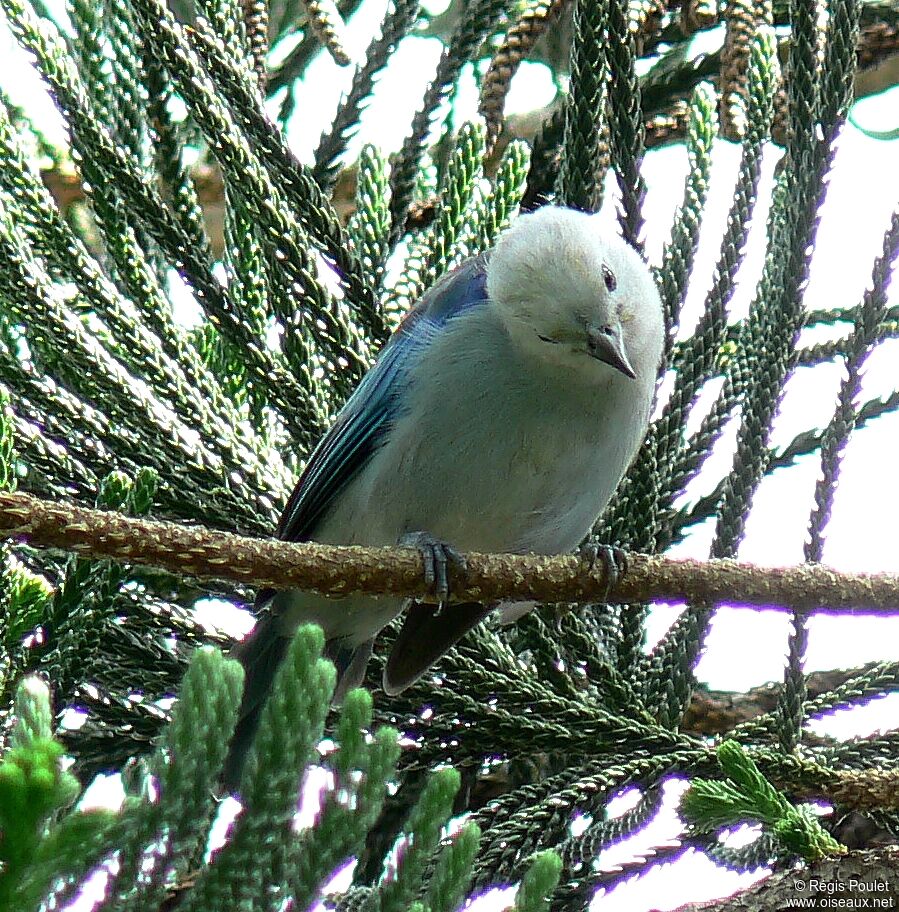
[823,768,899,813]
[5,492,899,614]
[681,666,886,735]
[669,846,899,911]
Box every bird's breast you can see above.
[316,311,651,556]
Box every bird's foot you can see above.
[578,541,628,603]
[399,531,466,606]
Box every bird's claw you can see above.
[399,531,466,605]
[578,541,628,602]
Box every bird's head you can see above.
[486,206,664,384]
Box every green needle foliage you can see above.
[682,740,847,862]
[0,631,556,911]
[512,851,563,912]
[0,0,897,908]
[0,678,111,910]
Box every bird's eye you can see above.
[602,264,617,292]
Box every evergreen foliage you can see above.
[0,0,896,908]
[682,739,847,861]
[1,630,546,910]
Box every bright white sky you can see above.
[1,1,898,909]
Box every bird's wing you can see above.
[275,253,492,545]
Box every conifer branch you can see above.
[4,491,899,614]
[821,767,899,812]
[681,664,892,735]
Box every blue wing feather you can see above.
[275,253,491,545]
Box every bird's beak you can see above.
[586,326,636,379]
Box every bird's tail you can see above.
[329,638,374,704]
[222,613,289,792]
[222,616,375,792]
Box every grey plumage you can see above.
[223,205,664,790]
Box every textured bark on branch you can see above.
[681,666,886,734]
[4,492,899,614]
[669,846,899,911]
[805,768,899,813]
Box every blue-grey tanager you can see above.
[224,205,664,787]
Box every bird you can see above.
[223,204,664,789]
